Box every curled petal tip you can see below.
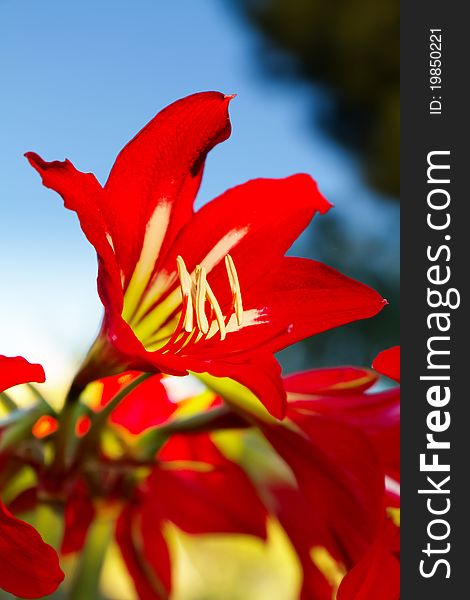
[24,152,43,173]
[24,151,38,164]
[224,93,237,101]
[274,401,287,421]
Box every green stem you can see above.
[51,390,84,475]
[0,391,18,412]
[0,405,52,453]
[27,383,57,414]
[78,373,153,458]
[68,515,113,600]
[137,404,235,458]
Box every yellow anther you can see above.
[176,256,194,332]
[205,280,227,341]
[225,254,244,326]
[195,266,210,334]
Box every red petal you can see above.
[0,355,45,394]
[139,509,172,596]
[60,481,95,555]
[120,175,331,370]
[244,257,386,354]
[271,486,340,600]
[288,387,400,481]
[26,92,232,310]
[97,176,335,418]
[264,401,398,599]
[110,259,384,422]
[285,364,400,491]
[284,366,378,396]
[384,515,400,554]
[145,433,267,538]
[263,415,385,566]
[144,467,267,538]
[149,257,384,418]
[7,487,38,516]
[24,152,106,253]
[158,431,226,464]
[157,174,331,293]
[103,91,233,281]
[180,257,386,361]
[25,152,123,316]
[373,346,400,383]
[98,372,176,434]
[337,532,400,600]
[133,350,286,420]
[0,501,64,598]
[116,505,171,600]
[194,353,286,419]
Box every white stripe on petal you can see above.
[122,201,171,321]
[200,227,249,274]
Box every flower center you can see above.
[130,254,245,353]
[176,254,243,342]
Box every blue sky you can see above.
[0,0,397,387]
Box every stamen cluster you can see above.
[176,254,243,341]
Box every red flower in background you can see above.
[0,353,398,600]
[336,346,400,600]
[50,374,265,599]
[373,345,400,383]
[0,355,45,393]
[97,371,177,435]
[59,349,399,600]
[262,347,400,600]
[27,91,386,418]
[117,433,268,600]
[0,355,64,599]
[284,352,400,503]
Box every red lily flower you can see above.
[263,409,385,599]
[26,91,386,418]
[0,355,64,598]
[335,346,400,600]
[258,347,400,599]
[285,360,400,503]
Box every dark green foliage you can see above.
[234,0,399,196]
